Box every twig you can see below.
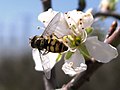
[64,21,120,90]
[43,67,57,90]
[105,21,117,39]
[41,0,52,11]
[94,12,120,20]
[77,0,86,11]
[64,61,102,90]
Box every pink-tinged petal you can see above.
[85,36,118,63]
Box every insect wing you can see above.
[40,52,51,79]
[40,52,60,79]
[42,12,61,37]
[42,12,72,38]
[32,49,51,79]
[32,49,58,79]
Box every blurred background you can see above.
[0,0,120,90]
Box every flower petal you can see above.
[62,50,87,76]
[64,49,85,66]
[47,52,59,69]
[32,49,43,71]
[38,8,58,27]
[54,13,72,38]
[85,36,118,63]
[38,9,72,38]
[32,49,59,71]
[62,62,87,76]
[64,10,94,30]
[64,10,93,43]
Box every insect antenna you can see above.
[37,26,45,30]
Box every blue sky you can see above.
[0,0,101,22]
[0,0,120,23]
[0,0,41,21]
[0,0,80,35]
[0,0,120,50]
[0,0,81,50]
[0,0,77,21]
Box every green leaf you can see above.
[85,27,93,34]
[56,54,62,62]
[65,51,73,60]
[78,44,91,60]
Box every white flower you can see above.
[36,9,118,77]
[61,10,118,76]
[64,10,93,44]
[62,36,118,76]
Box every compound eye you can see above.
[40,39,44,45]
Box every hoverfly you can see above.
[29,13,69,79]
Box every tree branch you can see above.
[63,21,120,90]
[43,66,58,90]
[94,12,120,20]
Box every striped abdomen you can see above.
[45,39,68,53]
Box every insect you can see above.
[29,13,69,79]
